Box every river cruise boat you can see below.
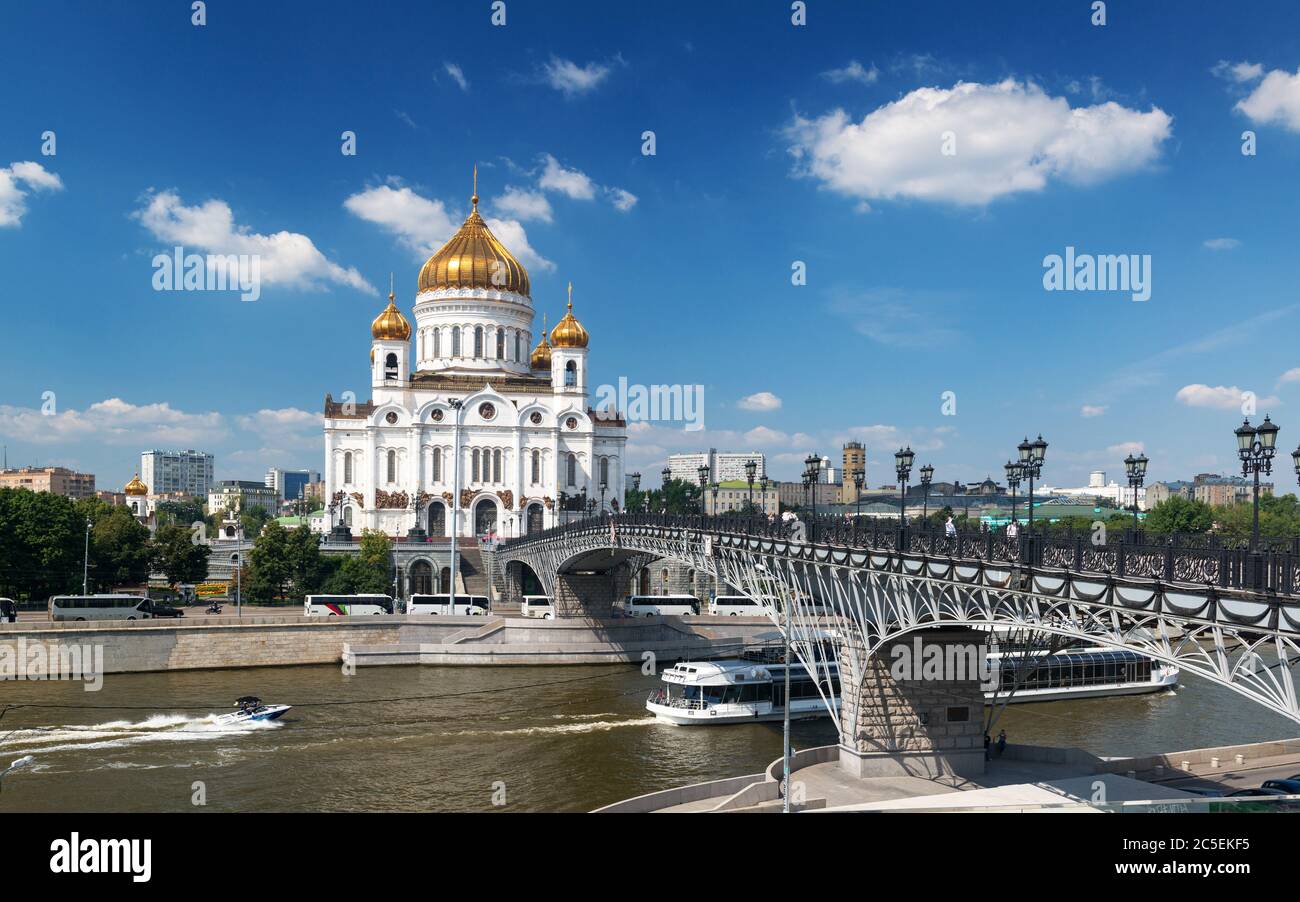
[646,647,1179,725]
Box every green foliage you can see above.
[246,519,293,601]
[150,522,211,586]
[325,530,393,595]
[0,487,85,599]
[1209,492,1300,540]
[155,498,205,530]
[1144,496,1214,534]
[87,502,152,591]
[239,505,272,540]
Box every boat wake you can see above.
[0,712,283,756]
[451,716,657,738]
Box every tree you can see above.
[659,478,701,514]
[239,505,272,540]
[1144,495,1214,535]
[328,530,392,595]
[155,498,205,529]
[150,523,211,587]
[0,487,84,600]
[286,525,327,599]
[86,502,152,591]
[246,519,293,601]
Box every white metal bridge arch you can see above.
[497,516,1300,729]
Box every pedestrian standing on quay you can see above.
[997,729,1007,757]
[984,732,991,761]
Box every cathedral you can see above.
[323,178,626,539]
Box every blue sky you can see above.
[3,0,1300,493]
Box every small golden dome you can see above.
[124,473,148,496]
[418,170,530,297]
[530,313,552,370]
[549,283,589,349]
[371,285,411,341]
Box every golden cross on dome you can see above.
[388,272,394,302]
[472,164,479,209]
[567,281,573,310]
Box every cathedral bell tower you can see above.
[549,283,590,399]
[371,275,412,400]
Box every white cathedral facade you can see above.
[323,183,626,539]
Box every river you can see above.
[0,663,1295,812]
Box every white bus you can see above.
[616,595,700,618]
[49,594,153,622]
[407,594,491,616]
[520,595,554,619]
[708,595,776,617]
[303,594,394,616]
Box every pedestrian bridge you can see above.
[498,514,1300,725]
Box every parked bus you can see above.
[407,594,491,616]
[303,594,394,616]
[616,595,700,617]
[520,595,554,619]
[49,594,154,622]
[708,594,776,617]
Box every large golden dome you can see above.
[530,313,552,370]
[371,286,411,341]
[124,473,148,496]
[550,284,589,349]
[418,179,530,297]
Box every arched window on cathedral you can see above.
[434,328,441,358]
[530,449,540,485]
[515,331,522,362]
[474,326,483,358]
[492,449,501,483]
[472,449,481,483]
[386,449,396,484]
[496,329,504,359]
[565,360,577,387]
[343,452,353,484]
[599,457,609,488]
[431,447,441,483]
[344,507,353,527]
[452,326,462,357]
[566,453,577,487]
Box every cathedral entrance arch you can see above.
[427,502,446,536]
[526,503,543,534]
[409,560,433,596]
[474,498,499,537]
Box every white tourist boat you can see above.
[646,647,1179,725]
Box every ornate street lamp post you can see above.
[697,464,710,516]
[661,466,672,517]
[630,472,641,513]
[759,475,771,523]
[919,463,934,524]
[710,482,720,516]
[805,454,822,539]
[1016,435,1047,537]
[894,447,914,527]
[852,467,865,537]
[599,480,608,516]
[1292,443,1300,488]
[1123,452,1149,530]
[745,458,757,515]
[1003,462,1021,529]
[1236,416,1279,552]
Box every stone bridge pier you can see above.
[500,553,644,618]
[838,627,988,779]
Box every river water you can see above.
[0,663,1295,812]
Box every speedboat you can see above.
[215,696,291,725]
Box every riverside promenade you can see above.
[0,614,775,674]
[595,737,1300,813]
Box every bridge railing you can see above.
[499,512,1300,595]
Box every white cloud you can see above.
[1080,404,1107,417]
[443,61,469,92]
[1213,60,1265,84]
[0,397,225,446]
[137,189,373,293]
[343,183,459,257]
[785,79,1172,206]
[1106,441,1145,457]
[744,425,789,445]
[482,216,555,272]
[0,160,64,227]
[1234,65,1300,131]
[1175,383,1279,410]
[823,61,879,85]
[738,391,783,412]
[1277,367,1300,387]
[493,186,553,223]
[542,57,613,96]
[538,154,597,200]
[1203,237,1241,251]
[607,187,638,211]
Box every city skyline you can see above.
[4,2,1300,492]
